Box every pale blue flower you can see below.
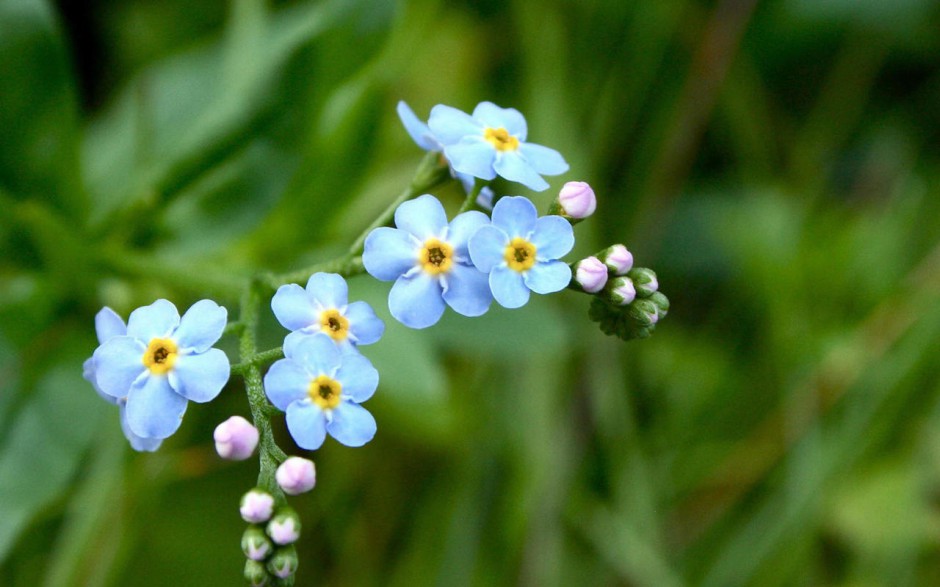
[83,307,162,452]
[468,196,574,308]
[362,194,492,329]
[398,101,495,210]
[428,102,569,192]
[263,333,379,450]
[92,299,230,440]
[271,272,384,358]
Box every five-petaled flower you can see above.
[362,194,493,329]
[428,102,568,192]
[91,299,230,440]
[271,272,384,357]
[263,333,379,450]
[469,196,574,308]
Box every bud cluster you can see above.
[239,488,302,585]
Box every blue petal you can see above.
[531,215,575,260]
[126,299,180,341]
[518,142,568,175]
[388,272,445,329]
[442,263,492,317]
[125,375,188,439]
[174,299,226,353]
[93,336,147,399]
[119,403,162,452]
[472,102,527,139]
[271,284,316,331]
[491,196,538,239]
[345,301,384,345]
[428,104,482,145]
[477,187,494,211]
[335,353,379,403]
[292,333,342,376]
[169,348,230,403]
[263,358,311,411]
[327,402,376,447]
[468,225,509,273]
[282,330,314,359]
[95,307,126,344]
[85,357,120,405]
[490,266,531,309]
[397,101,439,151]
[286,401,327,450]
[524,261,572,295]
[394,194,448,240]
[494,152,549,191]
[363,227,418,282]
[447,210,489,255]
[444,138,497,180]
[306,272,348,309]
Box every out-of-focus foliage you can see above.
[2,0,940,585]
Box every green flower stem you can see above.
[263,255,365,291]
[457,179,488,214]
[231,346,284,376]
[238,280,287,500]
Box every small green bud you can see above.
[242,526,274,561]
[267,545,299,580]
[628,298,660,328]
[647,291,670,317]
[244,559,269,586]
[603,276,636,306]
[627,268,658,297]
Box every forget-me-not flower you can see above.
[428,101,568,192]
[272,272,384,357]
[263,333,379,450]
[83,307,162,452]
[362,194,492,329]
[469,196,574,308]
[92,299,230,440]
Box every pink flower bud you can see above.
[609,277,636,306]
[214,416,259,460]
[557,181,597,219]
[267,509,301,545]
[603,244,633,275]
[276,457,316,495]
[574,256,608,293]
[240,489,274,523]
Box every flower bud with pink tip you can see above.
[556,181,597,220]
[276,456,317,495]
[600,244,634,275]
[214,416,258,460]
[572,256,608,293]
[240,489,274,524]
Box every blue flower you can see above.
[83,307,162,452]
[362,194,493,329]
[263,333,379,450]
[398,101,495,210]
[468,196,574,308]
[428,102,569,192]
[271,272,384,357]
[92,299,230,440]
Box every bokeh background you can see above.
[3,0,940,585]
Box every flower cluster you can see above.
[85,300,230,450]
[239,488,301,584]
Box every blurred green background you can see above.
[3,0,940,585]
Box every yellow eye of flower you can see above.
[504,237,537,272]
[484,127,520,152]
[420,238,454,275]
[319,309,350,341]
[308,375,342,410]
[143,337,178,375]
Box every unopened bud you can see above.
[629,299,660,327]
[647,291,670,317]
[555,181,596,220]
[244,559,269,586]
[572,256,609,293]
[627,268,658,297]
[267,545,299,580]
[214,416,259,460]
[242,526,274,561]
[267,508,301,545]
[240,489,275,524]
[600,244,633,275]
[276,457,316,495]
[605,276,636,306]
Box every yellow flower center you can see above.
[319,309,350,341]
[483,127,520,152]
[420,238,453,275]
[143,337,178,375]
[308,375,342,410]
[504,237,537,272]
